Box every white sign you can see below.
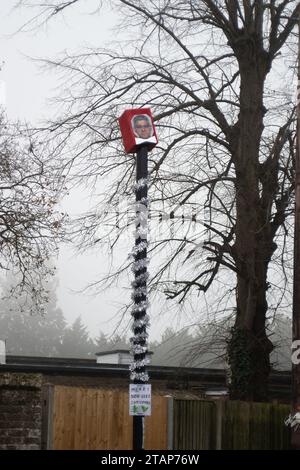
[129,384,151,416]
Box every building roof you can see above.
[2,355,225,380]
[0,355,291,401]
[95,349,153,356]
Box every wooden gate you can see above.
[47,386,168,450]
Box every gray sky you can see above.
[0,2,129,339]
[0,1,197,341]
[0,3,114,118]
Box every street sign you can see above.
[129,384,151,416]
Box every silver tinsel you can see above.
[131,344,148,354]
[133,227,148,239]
[285,412,300,431]
[133,178,148,192]
[130,371,149,382]
[130,241,148,257]
[140,196,150,205]
[130,332,148,343]
[136,211,148,223]
[128,243,148,261]
[130,174,150,384]
[131,286,147,299]
[129,358,150,371]
[132,272,149,288]
[132,301,149,314]
[132,314,150,330]
[131,258,149,273]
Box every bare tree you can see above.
[15,0,300,400]
[0,112,66,313]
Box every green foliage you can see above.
[227,327,254,400]
[227,326,274,401]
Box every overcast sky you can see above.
[0,1,198,341]
[0,2,131,339]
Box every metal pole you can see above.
[131,145,149,450]
[291,16,300,450]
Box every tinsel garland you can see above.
[129,358,150,371]
[133,227,148,239]
[130,332,148,343]
[140,196,150,205]
[136,211,148,223]
[130,174,150,384]
[130,371,149,382]
[131,258,149,273]
[130,241,148,257]
[132,314,150,328]
[285,412,300,431]
[132,303,149,316]
[130,344,148,354]
[131,286,147,299]
[132,178,148,192]
[132,273,149,288]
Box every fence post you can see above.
[167,397,174,450]
[215,400,223,450]
[43,385,54,450]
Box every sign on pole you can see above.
[129,384,152,416]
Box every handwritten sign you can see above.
[129,384,152,416]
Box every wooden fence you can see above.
[45,386,291,450]
[48,386,168,450]
[221,400,291,450]
[173,399,291,450]
[173,399,216,450]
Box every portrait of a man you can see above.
[132,114,153,140]
[119,108,158,153]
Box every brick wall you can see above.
[0,373,42,450]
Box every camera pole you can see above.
[131,144,149,450]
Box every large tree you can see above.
[15,1,299,400]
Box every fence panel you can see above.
[222,401,251,450]
[173,399,291,450]
[51,387,291,450]
[270,403,291,450]
[222,401,291,450]
[173,399,216,450]
[51,386,168,450]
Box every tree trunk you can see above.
[228,40,273,401]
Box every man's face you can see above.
[134,119,152,139]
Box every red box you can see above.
[118,108,158,154]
